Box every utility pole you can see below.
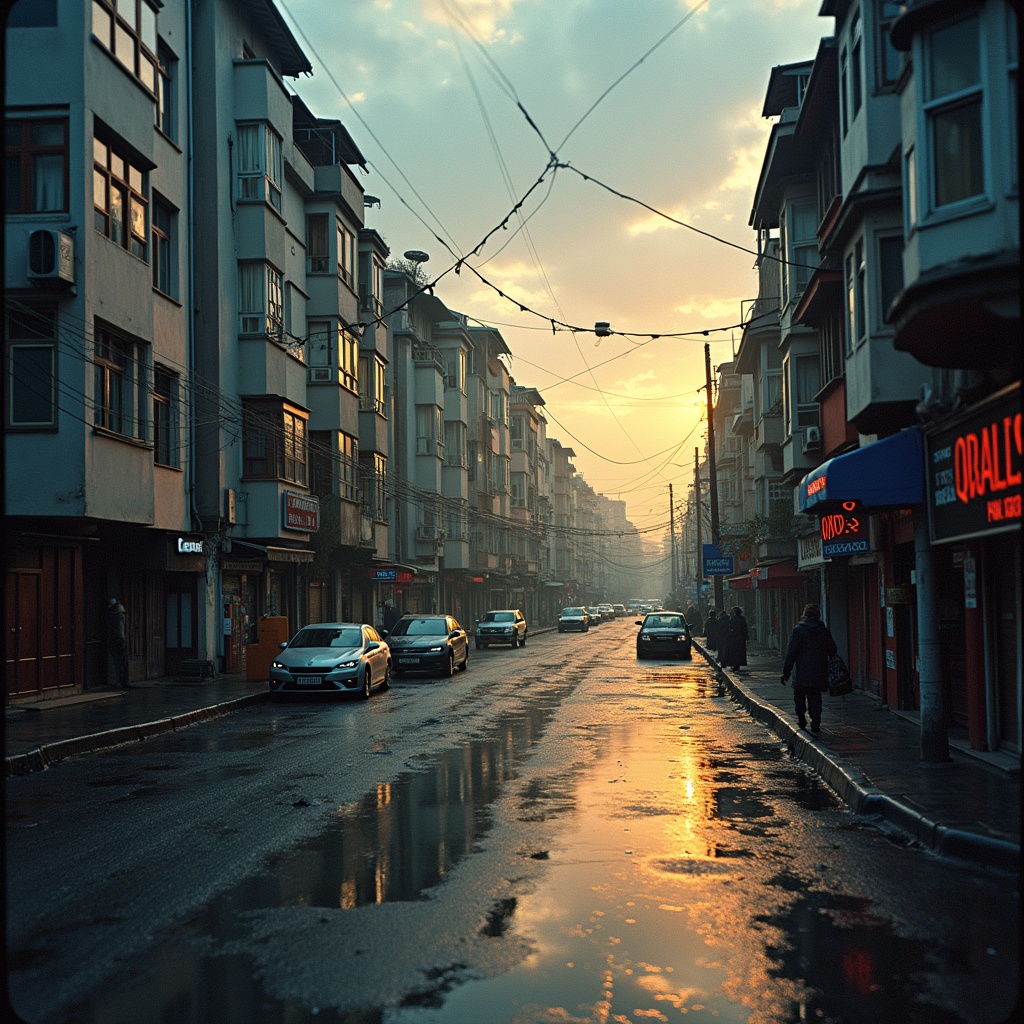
[669,483,677,602]
[704,343,723,611]
[694,446,704,617]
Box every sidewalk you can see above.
[698,640,1019,875]
[5,643,1020,875]
[4,673,269,776]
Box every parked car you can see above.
[598,603,616,621]
[269,622,390,699]
[635,611,692,660]
[558,607,590,632]
[384,615,470,676]
[586,606,603,625]
[613,604,627,618]
[475,609,528,649]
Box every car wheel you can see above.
[511,634,520,648]
[460,648,469,671]
[444,652,455,677]
[475,639,483,650]
[360,669,372,700]
[381,663,392,690]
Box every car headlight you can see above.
[428,645,444,652]
[503,626,514,633]
[676,636,686,642]
[640,634,650,641]
[335,660,358,669]
[271,661,287,669]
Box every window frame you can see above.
[6,304,57,430]
[155,40,177,139]
[94,133,147,259]
[876,232,905,328]
[235,121,283,211]
[93,324,144,439]
[5,117,69,215]
[151,194,176,297]
[238,260,284,340]
[876,0,904,89]
[242,399,309,486]
[152,363,180,468]
[92,0,160,96]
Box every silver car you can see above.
[269,623,390,699]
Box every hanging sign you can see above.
[702,543,734,576]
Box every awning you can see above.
[799,427,924,512]
[728,562,803,590]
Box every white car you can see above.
[269,623,390,699]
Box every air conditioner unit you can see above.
[27,229,75,287]
[801,426,822,453]
[309,366,333,383]
[416,525,437,542]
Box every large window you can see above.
[153,364,179,467]
[877,234,904,327]
[358,355,387,413]
[877,1,904,88]
[781,199,817,305]
[94,325,144,438]
[236,122,282,211]
[156,40,177,139]
[927,15,984,208]
[336,219,355,287]
[783,353,820,434]
[239,262,283,340]
[92,0,159,94]
[243,400,308,485]
[94,134,147,258]
[511,414,526,450]
[416,405,442,456]
[151,194,176,297]
[6,304,56,429]
[307,214,329,273]
[850,10,863,119]
[845,237,866,352]
[5,118,68,214]
[444,420,467,467]
[444,348,467,392]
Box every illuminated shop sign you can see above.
[820,501,869,557]
[926,389,1021,543]
[283,491,320,533]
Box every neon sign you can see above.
[821,500,869,557]
[806,475,828,497]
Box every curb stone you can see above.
[694,641,1020,875]
[5,692,271,777]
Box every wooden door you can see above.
[5,571,41,696]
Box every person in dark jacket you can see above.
[721,606,749,671]
[702,608,719,650]
[684,604,701,631]
[781,603,837,733]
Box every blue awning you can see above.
[799,427,924,512]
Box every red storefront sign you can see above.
[283,491,320,533]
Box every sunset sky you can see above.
[279,0,829,531]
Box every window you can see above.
[373,454,387,521]
[6,304,56,429]
[793,355,820,429]
[358,355,386,413]
[445,349,467,392]
[904,145,918,229]
[155,41,177,139]
[782,199,817,305]
[416,405,442,455]
[336,219,354,287]
[877,234,904,326]
[5,119,68,214]
[850,11,863,119]
[444,420,467,467]
[339,432,358,501]
[926,16,984,208]
[820,310,845,387]
[877,1,903,88]
[764,370,782,415]
[236,122,282,211]
[238,261,283,339]
[153,364,179,467]
[243,400,308,485]
[845,237,866,352]
[92,0,159,94]
[307,214,329,273]
[94,325,144,438]
[511,414,526,449]
[94,134,147,258]
[840,46,849,135]
[511,471,527,507]
[491,389,508,425]
[151,195,176,297]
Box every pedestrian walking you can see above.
[721,606,749,671]
[702,608,719,650]
[382,599,401,633]
[684,603,701,631]
[781,603,837,734]
[105,597,129,689]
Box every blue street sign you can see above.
[374,568,398,581]
[702,543,735,577]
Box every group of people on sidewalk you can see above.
[689,601,839,736]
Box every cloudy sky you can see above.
[278,0,829,531]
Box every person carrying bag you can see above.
[780,603,838,734]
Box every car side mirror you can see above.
[634,620,643,626]
[278,641,288,649]
[449,629,460,639]
[380,631,389,639]
[365,641,380,652]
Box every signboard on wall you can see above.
[926,387,1021,543]
[702,543,734,576]
[283,491,320,533]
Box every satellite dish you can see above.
[404,250,429,264]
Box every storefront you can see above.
[924,384,1021,754]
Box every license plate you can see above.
[296,676,321,686]
[398,658,418,665]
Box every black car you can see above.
[475,609,528,649]
[636,611,692,660]
[384,615,470,676]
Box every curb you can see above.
[5,692,271,777]
[694,641,1020,876]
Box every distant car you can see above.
[558,607,590,633]
[384,615,470,676]
[636,611,692,660]
[586,606,603,625]
[269,622,390,699]
[598,603,615,620]
[613,604,627,618]
[475,609,528,649]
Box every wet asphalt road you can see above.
[6,621,1019,1024]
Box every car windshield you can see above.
[483,612,514,622]
[646,615,683,629]
[390,618,447,636]
[561,608,583,616]
[290,626,363,649]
